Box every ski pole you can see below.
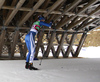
[39,48,45,65]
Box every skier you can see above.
[25,15,52,70]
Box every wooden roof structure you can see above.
[0,0,100,59]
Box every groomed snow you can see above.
[0,58,100,82]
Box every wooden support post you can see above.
[74,32,87,57]
[55,33,66,58]
[46,34,56,57]
[35,31,44,58]
[23,44,27,59]
[51,46,56,57]
[18,36,24,58]
[10,30,19,58]
[43,32,56,57]
[0,29,6,56]
[65,35,75,57]
[65,33,77,57]
[40,44,45,56]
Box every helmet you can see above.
[38,15,45,21]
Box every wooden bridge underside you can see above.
[0,0,100,59]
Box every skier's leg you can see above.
[25,34,31,69]
[29,32,35,63]
[29,32,38,70]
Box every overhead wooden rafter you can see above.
[0,0,5,9]
[4,0,25,26]
[43,0,64,17]
[18,0,45,26]
[54,0,82,22]
[55,0,99,29]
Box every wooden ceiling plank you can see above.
[2,6,99,18]
[4,0,25,26]
[54,0,82,22]
[77,18,99,31]
[43,0,64,17]
[55,0,99,29]
[18,0,45,26]
[0,0,5,9]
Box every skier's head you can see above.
[38,15,45,21]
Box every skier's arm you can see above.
[40,21,52,27]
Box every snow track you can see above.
[0,58,100,82]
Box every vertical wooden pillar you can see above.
[65,35,75,57]
[0,29,6,56]
[56,34,65,56]
[51,46,56,57]
[35,31,44,57]
[74,32,87,57]
[10,30,19,58]
[43,32,56,57]
[55,32,66,58]
[65,33,77,57]
[23,44,27,59]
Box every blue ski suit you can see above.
[25,20,52,63]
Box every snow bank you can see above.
[79,46,100,58]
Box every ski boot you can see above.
[25,62,29,69]
[29,63,38,70]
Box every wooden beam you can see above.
[54,0,81,22]
[75,6,100,30]
[55,0,99,29]
[10,30,19,58]
[0,29,6,56]
[51,45,56,57]
[65,33,77,57]
[55,33,66,58]
[56,34,66,56]
[18,0,45,26]
[35,31,44,58]
[43,0,64,17]
[18,35,24,58]
[0,0,5,9]
[74,5,100,31]
[2,6,99,18]
[65,35,75,57]
[0,26,84,33]
[6,0,18,22]
[46,33,56,57]
[76,18,99,31]
[40,44,45,57]
[88,25,100,32]
[34,0,51,21]
[4,0,25,26]
[74,33,87,57]
[47,0,66,23]
[43,32,56,57]
[67,17,87,30]
[23,44,27,59]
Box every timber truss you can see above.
[0,0,100,59]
